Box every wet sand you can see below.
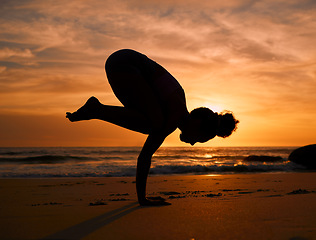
[0,173,315,240]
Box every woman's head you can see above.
[179,107,239,145]
[216,110,239,138]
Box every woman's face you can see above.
[179,119,204,146]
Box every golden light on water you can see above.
[202,154,214,159]
[234,161,243,167]
[205,174,221,177]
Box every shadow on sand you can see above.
[42,202,139,240]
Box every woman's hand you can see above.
[136,134,167,207]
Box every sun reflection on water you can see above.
[205,174,221,177]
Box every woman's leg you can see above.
[106,68,164,131]
[66,97,151,134]
[67,50,164,134]
[66,66,163,135]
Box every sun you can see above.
[203,104,223,113]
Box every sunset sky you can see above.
[0,0,315,147]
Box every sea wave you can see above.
[0,155,94,164]
[0,155,128,164]
[150,162,303,175]
[0,146,304,178]
[0,161,307,178]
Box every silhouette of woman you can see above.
[66,49,239,206]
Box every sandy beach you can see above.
[0,173,315,240]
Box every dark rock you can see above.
[287,189,312,195]
[159,191,181,196]
[288,144,316,169]
[205,193,222,197]
[89,201,107,206]
[109,198,129,201]
[168,195,185,199]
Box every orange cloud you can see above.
[0,0,315,146]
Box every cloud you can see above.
[1,0,314,67]
[0,0,315,146]
[0,66,6,73]
[0,47,34,58]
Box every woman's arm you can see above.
[136,87,187,206]
[136,133,170,206]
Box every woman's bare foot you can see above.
[66,96,101,122]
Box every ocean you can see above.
[0,146,307,178]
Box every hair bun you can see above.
[216,111,239,138]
